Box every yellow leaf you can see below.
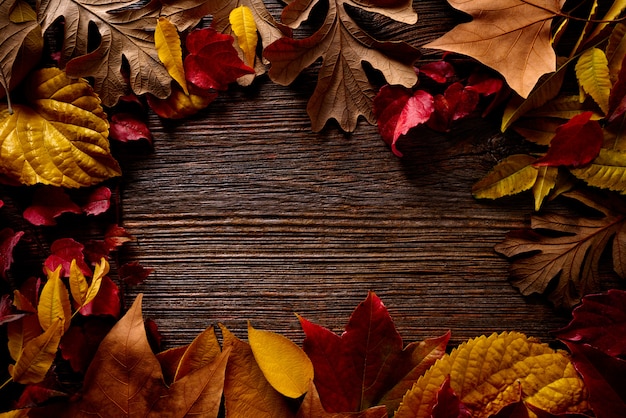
[395,332,588,418]
[7,314,41,361]
[571,148,626,193]
[587,0,626,42]
[69,259,89,307]
[532,166,559,211]
[155,17,188,95]
[9,318,63,384]
[526,95,604,120]
[0,68,121,188]
[229,6,258,68]
[472,155,538,200]
[147,85,216,119]
[575,48,611,114]
[83,257,108,308]
[38,266,71,333]
[0,409,30,418]
[247,321,314,399]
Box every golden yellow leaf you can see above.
[395,332,588,418]
[155,17,188,95]
[532,166,559,211]
[7,314,41,361]
[575,48,611,114]
[83,257,108,308]
[571,148,626,193]
[38,266,71,333]
[9,318,63,384]
[0,68,121,187]
[229,6,258,68]
[69,259,89,307]
[0,409,30,418]
[472,155,538,200]
[248,321,314,399]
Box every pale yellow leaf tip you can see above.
[229,6,258,68]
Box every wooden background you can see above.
[111,0,587,349]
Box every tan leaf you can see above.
[9,318,63,384]
[607,23,626,84]
[425,0,564,98]
[37,266,71,333]
[172,326,222,382]
[472,155,538,200]
[0,68,121,187]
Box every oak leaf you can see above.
[0,68,121,188]
[37,0,212,106]
[425,0,564,98]
[264,0,420,132]
[394,332,588,418]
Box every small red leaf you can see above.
[374,85,434,157]
[44,238,90,277]
[0,227,24,280]
[467,71,504,96]
[60,319,114,373]
[427,82,479,132]
[118,261,153,286]
[110,113,153,143]
[533,112,603,168]
[82,186,112,216]
[23,187,81,226]
[419,61,455,83]
[78,276,120,318]
[431,376,472,418]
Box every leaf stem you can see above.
[0,376,13,391]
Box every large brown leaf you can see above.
[425,0,564,98]
[37,0,212,106]
[264,0,420,132]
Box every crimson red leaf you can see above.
[19,276,42,309]
[59,319,114,373]
[431,376,472,418]
[564,341,626,418]
[533,112,603,168]
[555,289,626,358]
[419,61,455,83]
[0,227,24,280]
[82,186,111,216]
[0,294,27,325]
[467,71,504,96]
[185,28,255,91]
[109,113,153,143]
[78,276,120,318]
[16,384,67,408]
[118,261,153,286]
[427,82,479,132]
[44,238,90,277]
[23,187,82,226]
[374,85,434,157]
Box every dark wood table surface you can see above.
[110,0,596,349]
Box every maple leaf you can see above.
[264,0,420,132]
[118,261,153,286]
[299,291,449,413]
[425,0,564,98]
[495,191,626,308]
[37,0,213,107]
[395,331,588,418]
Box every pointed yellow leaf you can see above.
[155,17,188,95]
[83,257,108,308]
[575,48,611,114]
[472,155,538,200]
[0,409,30,418]
[9,318,63,384]
[247,322,314,399]
[69,259,89,307]
[7,314,41,361]
[571,148,626,193]
[395,332,588,418]
[229,6,258,68]
[532,166,559,211]
[38,266,71,333]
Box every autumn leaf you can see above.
[495,190,626,307]
[297,380,388,418]
[22,187,82,226]
[425,0,564,98]
[472,155,539,201]
[395,331,588,418]
[44,238,90,278]
[430,376,471,418]
[575,48,611,114]
[0,68,121,188]
[118,261,153,286]
[264,0,420,132]
[38,266,71,333]
[59,319,114,373]
[230,6,258,68]
[155,17,188,95]
[0,227,24,280]
[69,258,108,311]
[109,113,153,143]
[248,321,314,399]
[78,276,120,318]
[81,186,112,216]
[37,0,212,106]
[147,85,218,119]
[299,291,449,413]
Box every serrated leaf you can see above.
[9,318,63,384]
[532,166,559,211]
[575,48,611,114]
[155,17,188,95]
[38,266,71,333]
[472,155,538,200]
[248,321,314,399]
[230,6,258,68]
[395,332,588,418]
[0,68,121,188]
[571,148,626,193]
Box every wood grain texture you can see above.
[112,1,587,348]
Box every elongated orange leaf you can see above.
[38,266,70,333]
[230,6,258,68]
[155,17,188,95]
[9,318,62,384]
[248,321,314,398]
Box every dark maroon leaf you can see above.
[0,294,27,325]
[44,238,90,277]
[145,318,162,352]
[23,187,82,226]
[118,261,153,286]
[609,55,626,122]
[0,227,24,280]
[431,376,472,418]
[419,61,455,83]
[467,71,504,96]
[78,276,120,318]
[427,82,479,132]
[15,384,67,408]
[60,319,114,373]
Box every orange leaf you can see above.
[7,314,40,361]
[9,318,62,384]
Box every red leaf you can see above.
[374,85,434,157]
[427,82,479,132]
[419,61,455,83]
[44,238,90,277]
[78,276,120,318]
[82,186,111,216]
[533,112,603,168]
[554,289,626,358]
[145,318,162,352]
[0,227,24,280]
[109,113,153,143]
[185,28,255,91]
[467,70,504,96]
[60,319,114,373]
[431,376,472,418]
[104,224,134,250]
[0,294,27,325]
[118,261,153,286]
[23,187,82,226]
[563,341,626,418]
[15,384,67,408]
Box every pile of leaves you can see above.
[1,0,626,416]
